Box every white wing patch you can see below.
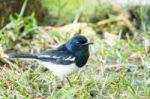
[38,55,60,59]
[64,56,75,61]
[38,55,75,61]
[52,55,60,59]
[38,55,51,58]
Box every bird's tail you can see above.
[8,53,38,60]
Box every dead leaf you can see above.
[104,32,119,46]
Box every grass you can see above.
[0,1,150,99]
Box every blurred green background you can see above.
[0,0,150,98]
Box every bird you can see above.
[8,35,93,87]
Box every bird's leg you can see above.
[66,77,72,87]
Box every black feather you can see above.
[8,53,37,59]
[37,44,75,65]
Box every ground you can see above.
[0,1,150,98]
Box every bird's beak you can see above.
[83,42,94,45]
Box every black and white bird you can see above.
[8,35,93,87]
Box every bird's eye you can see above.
[76,41,86,45]
[76,41,81,44]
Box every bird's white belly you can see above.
[39,61,80,80]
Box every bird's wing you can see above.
[37,44,75,65]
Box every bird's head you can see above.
[66,35,93,55]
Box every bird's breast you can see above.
[75,52,89,67]
[39,61,80,80]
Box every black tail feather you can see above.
[8,53,37,59]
